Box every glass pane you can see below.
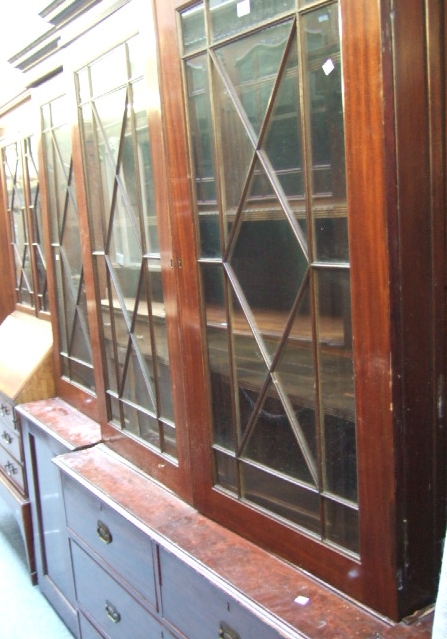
[77,67,91,104]
[181,3,206,55]
[214,448,238,491]
[242,381,316,483]
[215,21,293,137]
[94,87,128,215]
[185,55,220,257]
[242,462,321,533]
[213,65,255,216]
[26,136,39,212]
[203,264,235,449]
[90,45,128,97]
[263,35,305,202]
[122,342,156,413]
[276,301,316,405]
[78,37,177,457]
[324,498,359,554]
[61,192,83,280]
[42,102,51,129]
[81,103,105,251]
[210,0,295,42]
[127,35,145,79]
[157,360,175,425]
[316,268,356,501]
[50,95,69,129]
[133,80,159,254]
[161,422,177,458]
[230,166,308,359]
[230,292,269,392]
[302,5,348,262]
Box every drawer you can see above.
[72,541,165,639]
[0,445,25,493]
[159,547,283,639]
[0,420,22,461]
[62,475,157,608]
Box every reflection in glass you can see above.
[209,0,295,43]
[77,36,176,457]
[181,3,206,55]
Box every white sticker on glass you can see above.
[322,58,335,76]
[237,0,251,18]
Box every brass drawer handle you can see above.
[1,431,12,445]
[97,520,113,544]
[4,461,17,476]
[218,622,241,639]
[105,600,121,623]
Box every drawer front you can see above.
[0,420,21,461]
[0,445,25,493]
[159,547,284,639]
[63,476,157,608]
[72,541,164,639]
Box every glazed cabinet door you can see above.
[35,74,98,418]
[152,0,434,620]
[68,0,193,498]
[0,98,49,317]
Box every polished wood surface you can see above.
[0,311,54,401]
[17,398,101,450]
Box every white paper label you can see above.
[294,595,310,606]
[237,0,251,18]
[322,58,335,76]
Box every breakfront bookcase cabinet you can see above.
[0,0,445,635]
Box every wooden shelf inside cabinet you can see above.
[206,305,354,420]
[0,310,55,584]
[54,445,433,639]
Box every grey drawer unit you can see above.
[64,477,157,609]
[72,541,165,639]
